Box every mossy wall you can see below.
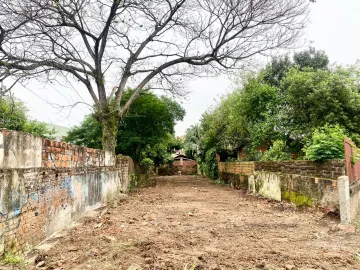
[219,160,343,208]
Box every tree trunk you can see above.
[100,113,118,154]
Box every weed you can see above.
[182,262,197,270]
[118,240,136,250]
[1,252,26,268]
[213,179,226,186]
[129,172,137,193]
[355,219,360,230]
[353,253,360,262]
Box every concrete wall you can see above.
[0,130,132,254]
[349,180,360,221]
[219,160,345,208]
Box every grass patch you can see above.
[118,240,137,250]
[213,179,226,186]
[355,219,360,230]
[182,262,198,270]
[1,252,26,268]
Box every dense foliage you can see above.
[303,125,345,161]
[187,48,359,165]
[184,124,200,159]
[203,148,219,180]
[0,96,54,138]
[261,140,291,162]
[65,91,185,165]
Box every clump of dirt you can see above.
[26,176,360,270]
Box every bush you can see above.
[140,158,154,171]
[261,140,291,161]
[303,125,345,161]
[204,148,219,179]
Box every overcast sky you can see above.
[11,0,360,136]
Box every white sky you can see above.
[11,0,360,136]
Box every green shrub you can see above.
[261,140,291,161]
[140,158,154,173]
[204,148,219,179]
[303,125,345,161]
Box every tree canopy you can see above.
[65,91,185,164]
[190,48,360,163]
[0,96,54,138]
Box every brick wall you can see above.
[255,160,345,180]
[0,130,132,254]
[218,159,346,208]
[218,162,255,188]
[218,162,255,175]
[172,160,197,175]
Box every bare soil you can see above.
[26,176,360,269]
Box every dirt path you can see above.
[27,176,360,269]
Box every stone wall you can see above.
[255,160,345,180]
[0,130,132,254]
[219,160,345,208]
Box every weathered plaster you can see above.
[1,131,42,169]
[339,176,351,223]
[255,172,282,201]
[0,130,133,254]
[0,132,4,168]
[223,160,343,208]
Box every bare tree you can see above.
[0,0,309,153]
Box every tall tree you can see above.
[65,91,185,162]
[184,124,201,159]
[0,0,310,153]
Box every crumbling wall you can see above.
[0,130,132,254]
[219,160,345,208]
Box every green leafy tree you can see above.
[262,47,329,87]
[63,116,102,149]
[196,48,360,161]
[303,125,345,161]
[293,47,329,70]
[0,96,54,138]
[280,67,360,148]
[65,91,185,164]
[262,55,293,87]
[184,124,201,159]
[0,96,27,131]
[261,140,291,161]
[204,148,218,180]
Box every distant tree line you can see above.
[0,95,54,138]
